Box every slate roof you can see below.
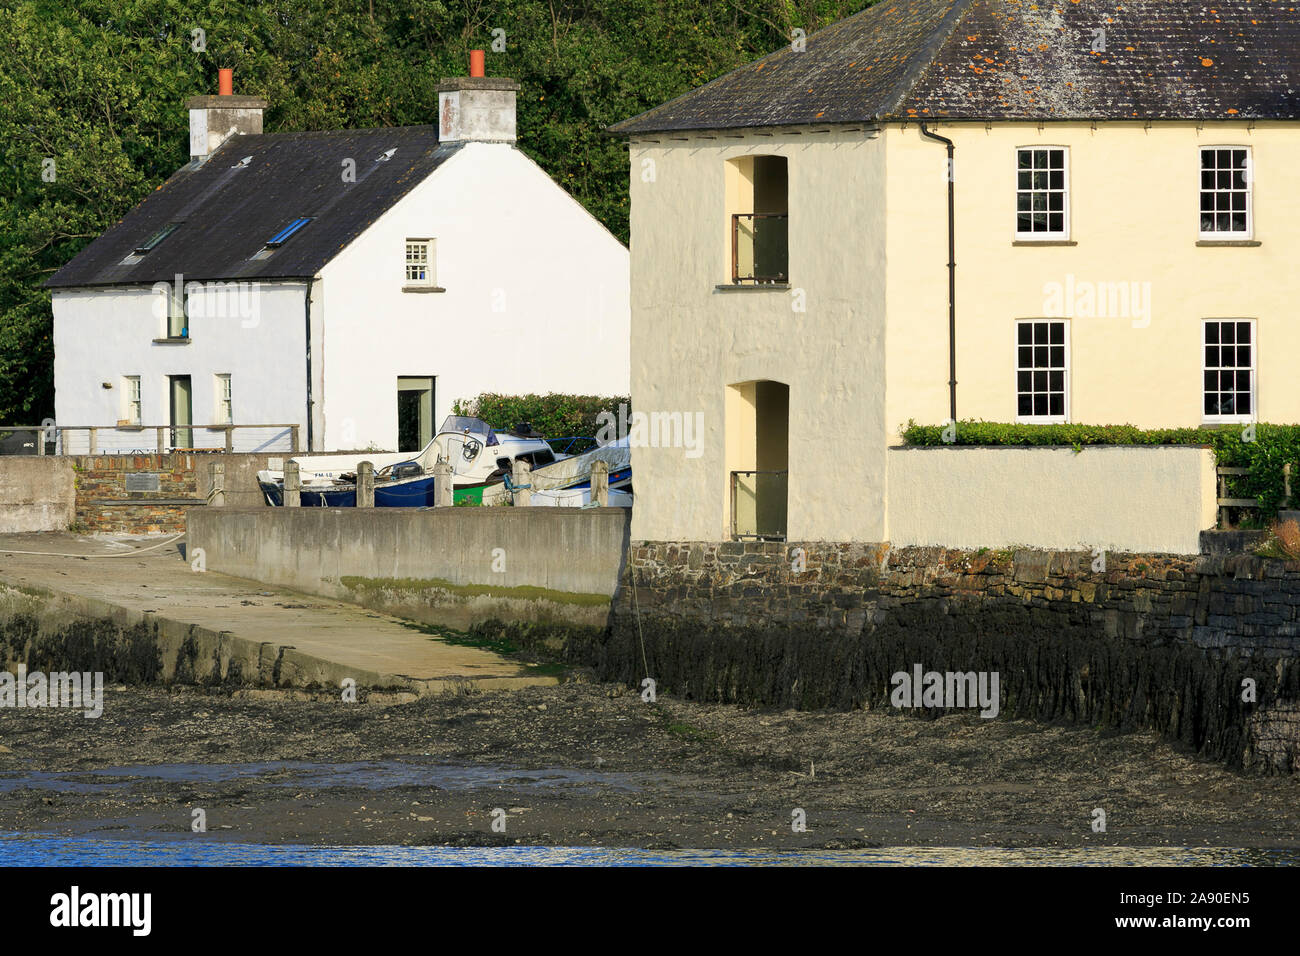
[609,0,1300,134]
[47,126,462,288]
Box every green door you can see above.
[170,375,192,449]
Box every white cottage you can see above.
[47,62,630,454]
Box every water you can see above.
[3,759,1295,866]
[2,835,1295,867]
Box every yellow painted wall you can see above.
[627,120,1296,544]
[885,121,1300,439]
[887,445,1218,555]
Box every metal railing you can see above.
[0,423,301,455]
[731,213,789,284]
[730,469,788,541]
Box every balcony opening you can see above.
[726,155,788,284]
[727,380,788,541]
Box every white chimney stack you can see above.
[186,69,266,164]
[437,52,519,144]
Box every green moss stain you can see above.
[340,576,610,608]
[397,618,585,679]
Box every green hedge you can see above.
[900,420,1300,520]
[451,393,630,452]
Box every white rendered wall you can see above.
[51,282,308,453]
[315,141,630,451]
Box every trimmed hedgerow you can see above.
[451,393,629,452]
[900,420,1300,519]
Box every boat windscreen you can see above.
[438,416,496,443]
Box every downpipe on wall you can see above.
[919,122,958,423]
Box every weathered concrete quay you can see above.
[0,532,556,696]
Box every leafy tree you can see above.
[0,0,872,423]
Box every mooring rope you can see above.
[628,540,651,681]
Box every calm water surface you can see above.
[2,836,1295,867]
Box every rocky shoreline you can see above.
[1,681,1296,850]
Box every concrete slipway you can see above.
[0,533,557,695]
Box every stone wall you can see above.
[604,541,1300,772]
[70,452,280,533]
[72,453,200,533]
[621,541,1300,656]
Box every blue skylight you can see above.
[265,217,313,248]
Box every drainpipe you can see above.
[919,122,957,423]
[304,282,314,451]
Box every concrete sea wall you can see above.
[180,506,1300,771]
[188,507,631,630]
[0,458,75,533]
[0,584,372,691]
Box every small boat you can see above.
[257,416,563,507]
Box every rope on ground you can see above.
[0,533,185,558]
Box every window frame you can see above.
[1014,146,1071,241]
[1014,318,1071,424]
[404,238,435,287]
[163,285,189,339]
[214,373,233,425]
[123,375,142,426]
[1198,145,1253,240]
[1201,318,1257,425]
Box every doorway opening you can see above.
[397,377,435,452]
[169,374,193,450]
[726,379,789,540]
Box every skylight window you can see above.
[134,223,181,255]
[265,217,313,248]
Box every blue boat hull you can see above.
[260,474,441,507]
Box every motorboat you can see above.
[257,416,562,507]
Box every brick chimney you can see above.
[186,69,267,164]
[437,51,519,144]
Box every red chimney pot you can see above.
[218,68,233,96]
[469,50,485,78]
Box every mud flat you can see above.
[0,683,1296,851]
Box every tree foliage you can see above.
[0,0,873,423]
[452,391,628,450]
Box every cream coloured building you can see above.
[611,0,1299,547]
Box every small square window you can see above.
[405,239,435,286]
